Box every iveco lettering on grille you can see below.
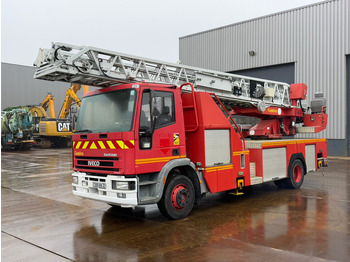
[88,161,100,166]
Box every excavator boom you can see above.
[58,83,89,119]
[41,93,56,118]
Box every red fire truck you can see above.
[34,43,328,219]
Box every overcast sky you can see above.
[2,0,323,66]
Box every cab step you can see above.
[228,189,244,196]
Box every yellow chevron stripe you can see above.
[76,141,82,149]
[73,139,138,150]
[135,155,186,165]
[90,142,97,149]
[117,140,128,149]
[107,141,115,149]
[98,141,106,149]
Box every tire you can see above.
[23,143,32,150]
[157,174,195,219]
[284,159,305,189]
[40,139,52,148]
[1,141,10,151]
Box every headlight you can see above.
[73,176,78,184]
[112,181,135,190]
[114,181,129,190]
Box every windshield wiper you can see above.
[74,129,92,133]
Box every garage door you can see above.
[229,62,295,84]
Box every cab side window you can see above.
[153,91,175,129]
[140,92,151,131]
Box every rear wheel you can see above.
[285,159,305,189]
[157,174,195,219]
[274,159,305,189]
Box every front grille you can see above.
[76,156,119,161]
[76,166,119,171]
[77,160,114,167]
[39,123,46,134]
[75,156,120,173]
[85,173,108,177]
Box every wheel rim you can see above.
[293,165,302,183]
[171,184,189,211]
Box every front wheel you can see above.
[157,174,195,219]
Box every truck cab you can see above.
[72,83,199,219]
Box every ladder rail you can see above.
[45,43,290,86]
[34,42,292,109]
[180,83,199,132]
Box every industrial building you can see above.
[2,0,349,156]
[1,63,85,118]
[179,0,350,156]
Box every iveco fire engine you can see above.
[34,43,328,219]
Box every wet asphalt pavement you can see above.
[1,148,350,262]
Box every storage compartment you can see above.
[205,129,231,166]
[305,145,316,172]
[262,148,287,181]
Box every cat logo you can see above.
[57,122,71,132]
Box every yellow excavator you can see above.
[30,84,89,148]
[30,93,56,118]
[58,84,89,119]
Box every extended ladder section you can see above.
[34,42,292,110]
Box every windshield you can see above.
[75,89,137,133]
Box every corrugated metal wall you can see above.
[1,63,87,116]
[179,0,350,140]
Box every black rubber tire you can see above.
[284,159,305,189]
[1,141,10,151]
[157,174,195,219]
[23,143,32,150]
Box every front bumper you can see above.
[72,171,138,207]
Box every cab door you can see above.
[135,88,184,173]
